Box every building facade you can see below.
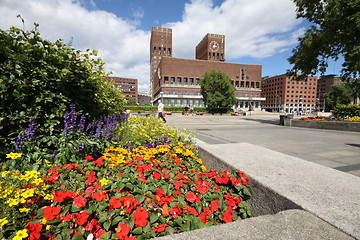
[138,91,151,105]
[150,27,265,109]
[108,77,138,104]
[261,74,318,113]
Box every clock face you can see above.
[210,41,219,51]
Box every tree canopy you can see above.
[200,70,237,113]
[324,84,352,111]
[288,0,360,81]
[0,23,125,153]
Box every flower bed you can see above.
[1,114,253,240]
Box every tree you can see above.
[324,84,352,111]
[288,0,360,82]
[200,70,237,113]
[0,23,125,154]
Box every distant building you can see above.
[138,91,151,105]
[261,74,318,113]
[150,27,265,109]
[107,77,138,104]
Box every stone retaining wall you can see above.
[284,119,360,132]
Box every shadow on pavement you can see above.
[241,117,280,125]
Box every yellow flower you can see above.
[19,208,30,213]
[6,198,19,207]
[99,178,109,186]
[6,152,22,159]
[46,225,51,230]
[41,218,47,225]
[13,229,28,239]
[1,171,11,177]
[44,194,54,200]
[0,217,9,226]
[32,178,43,185]
[201,165,207,171]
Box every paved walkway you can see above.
[165,113,360,177]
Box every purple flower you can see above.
[163,136,170,142]
[76,143,84,152]
[64,112,71,136]
[25,118,36,140]
[78,114,86,132]
[145,143,153,148]
[15,134,24,149]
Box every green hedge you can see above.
[332,104,360,119]
[124,105,207,113]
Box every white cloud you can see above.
[0,0,304,92]
[166,0,303,60]
[0,0,151,91]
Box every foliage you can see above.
[288,0,360,82]
[123,106,207,113]
[126,99,138,106]
[0,23,125,156]
[331,104,360,119]
[200,70,237,113]
[323,84,352,111]
[0,139,252,240]
[345,116,360,122]
[114,115,194,147]
[3,104,128,171]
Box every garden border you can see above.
[284,119,360,132]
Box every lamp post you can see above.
[160,91,164,103]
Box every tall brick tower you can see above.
[196,33,225,61]
[150,27,172,98]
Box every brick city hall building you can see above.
[150,27,265,109]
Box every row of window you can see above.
[164,76,200,85]
[265,99,315,103]
[163,90,260,98]
[153,47,171,55]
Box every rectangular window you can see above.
[177,77,182,84]
[190,78,194,85]
[170,77,175,84]
[184,77,188,85]
[177,91,182,95]
[196,78,200,85]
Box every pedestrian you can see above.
[184,105,189,116]
[157,100,166,123]
[190,106,194,116]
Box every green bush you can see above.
[124,105,207,113]
[0,23,125,156]
[332,104,360,119]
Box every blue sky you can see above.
[0,0,343,91]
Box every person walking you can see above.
[157,100,166,123]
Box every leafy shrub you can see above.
[331,104,360,119]
[124,106,207,113]
[0,23,125,156]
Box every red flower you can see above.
[73,195,87,208]
[169,205,182,219]
[94,157,104,167]
[84,219,101,233]
[116,223,131,240]
[222,211,233,223]
[95,229,107,239]
[53,190,75,202]
[132,207,149,227]
[214,173,229,184]
[92,191,108,201]
[109,197,122,208]
[42,206,61,220]
[121,196,140,213]
[26,221,42,240]
[85,155,94,161]
[183,205,198,215]
[229,177,241,186]
[185,192,197,203]
[173,181,184,190]
[153,171,161,180]
[210,199,220,212]
[241,176,248,185]
[162,203,169,217]
[60,213,72,222]
[73,211,89,226]
[64,163,79,170]
[153,223,168,232]
[196,181,211,194]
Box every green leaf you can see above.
[103,221,111,231]
[132,227,143,235]
[150,212,159,223]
